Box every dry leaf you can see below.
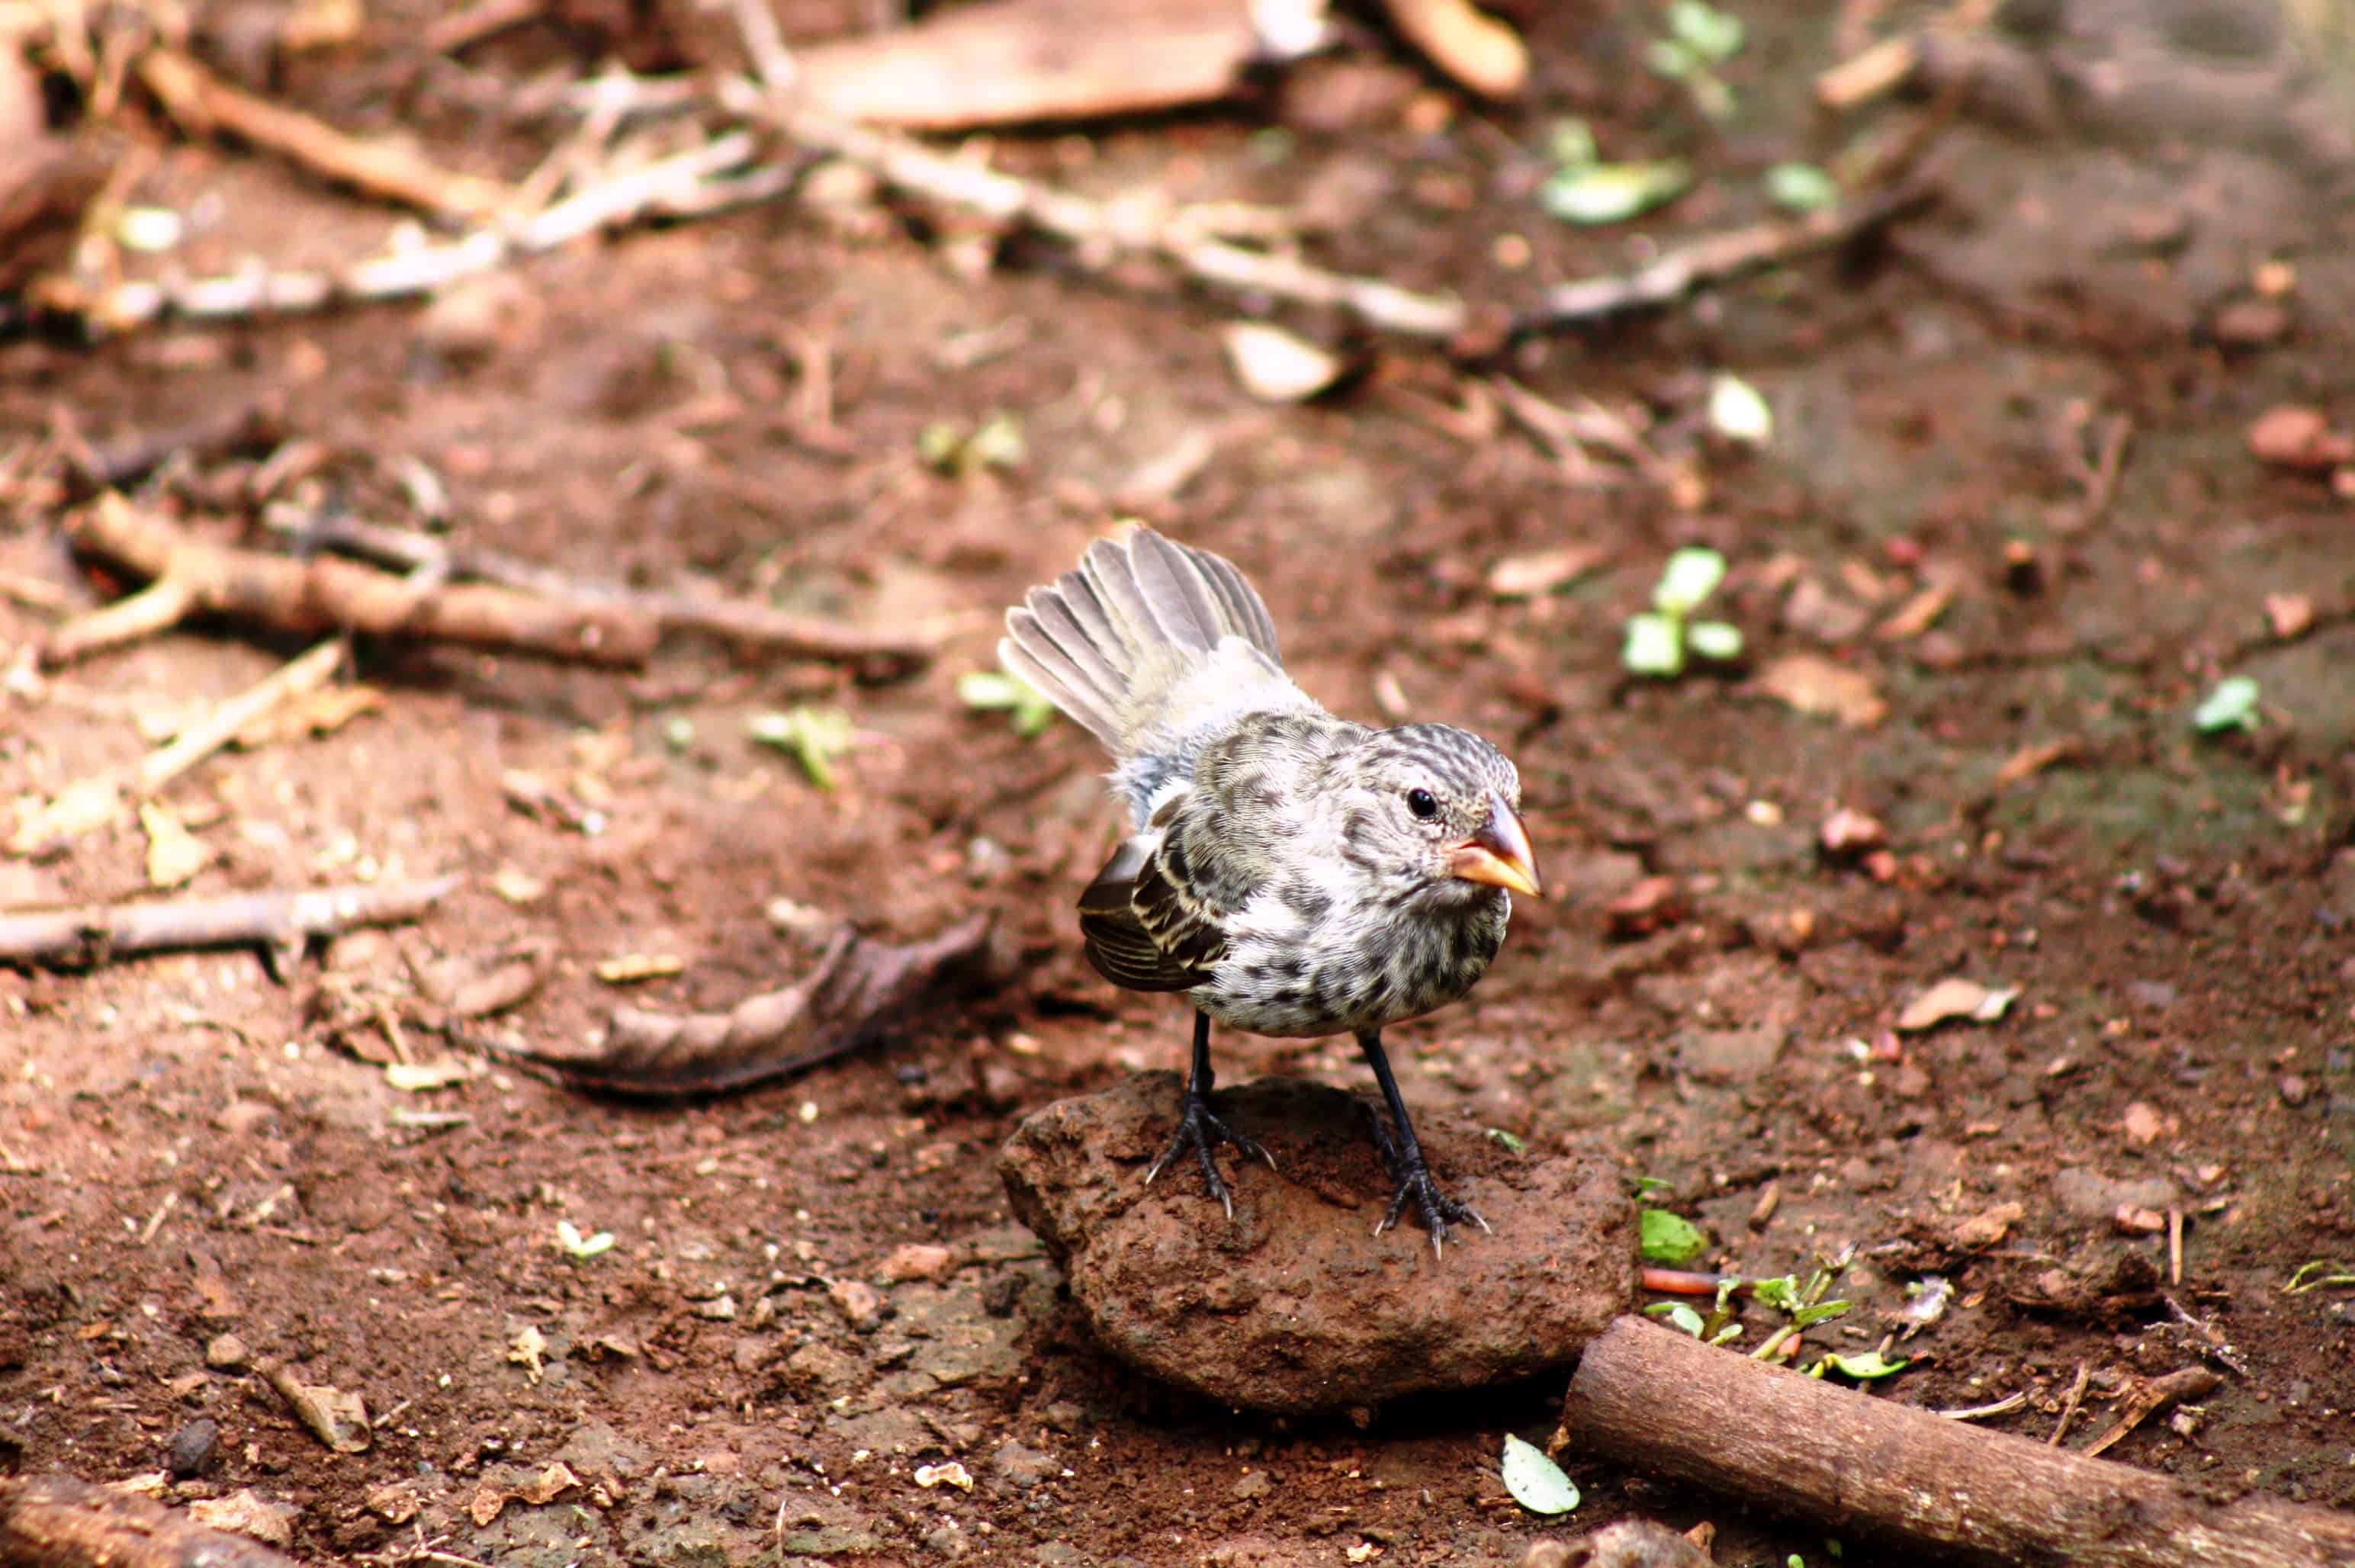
[140,801,207,888]
[509,1324,548,1380]
[1219,321,1343,403]
[415,940,551,1017]
[1753,654,1888,728]
[366,1483,421,1524]
[522,1461,580,1505]
[471,1483,509,1527]
[596,952,686,984]
[10,776,124,853]
[1486,544,1606,599]
[188,1489,297,1547]
[1872,582,1955,642]
[263,1362,371,1453]
[1383,0,1528,98]
[235,683,383,749]
[1897,977,2019,1032]
[1954,1200,2025,1248]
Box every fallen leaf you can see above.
[1897,977,2019,1032]
[2247,404,2353,471]
[365,1483,421,1524]
[263,1363,370,1453]
[235,683,383,749]
[9,776,124,852]
[140,801,207,888]
[188,1489,297,1547]
[1638,1208,1705,1264]
[596,952,686,984]
[509,1324,548,1380]
[1499,1432,1581,1515]
[522,1461,580,1505]
[416,940,551,1017]
[471,1483,509,1527]
[1954,1200,2025,1248]
[1486,544,1606,599]
[1753,654,1888,728]
[1219,321,1345,403]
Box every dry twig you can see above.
[269,508,937,672]
[485,916,997,1094]
[136,47,507,220]
[50,494,655,666]
[2080,1366,2221,1459]
[0,876,456,975]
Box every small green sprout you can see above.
[1647,0,1746,120]
[958,670,1058,737]
[1639,1208,1707,1265]
[555,1219,615,1259]
[1486,1127,1528,1155]
[1624,547,1743,677]
[2285,1260,2355,1293]
[1537,117,1692,227]
[1707,371,1773,446]
[2192,675,2261,734]
[1500,1433,1581,1515]
[918,410,1027,475]
[750,706,856,789]
[1810,1349,1910,1380]
[1765,162,1840,213]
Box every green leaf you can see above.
[1749,1275,1803,1313]
[1644,37,1698,80]
[2192,675,2261,734]
[965,410,1027,471]
[1634,1175,1674,1197]
[555,1219,615,1259]
[1639,1208,1706,1264]
[957,670,1058,737]
[1538,160,1694,227]
[1811,1350,1911,1380]
[1654,547,1729,615]
[1500,1434,1582,1515]
[1765,162,1840,213]
[2285,1260,2355,1293]
[1790,1299,1852,1329]
[1549,117,1598,170]
[1659,1303,1708,1338]
[1668,0,1746,62]
[749,707,855,789]
[1708,372,1773,445]
[1486,1127,1528,1154]
[1688,620,1745,662]
[1623,612,1685,677]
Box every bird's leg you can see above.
[1142,1011,1277,1218]
[1356,1027,1491,1256]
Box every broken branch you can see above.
[0,877,457,972]
[1560,1316,2354,1568]
[136,47,507,220]
[50,494,655,666]
[270,509,937,672]
[0,1475,301,1568]
[482,915,996,1094]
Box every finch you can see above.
[1000,525,1541,1252]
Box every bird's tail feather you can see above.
[1000,527,1281,751]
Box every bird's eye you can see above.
[1406,788,1440,820]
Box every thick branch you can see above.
[51,495,655,666]
[1560,1316,2355,1568]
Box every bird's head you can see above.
[1334,723,1541,906]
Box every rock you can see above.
[2052,1167,2177,1221]
[998,1073,1634,1413]
[877,1243,955,1284]
[204,1332,249,1369]
[167,1416,220,1478]
[1526,1518,1715,1566]
[990,1440,1059,1489]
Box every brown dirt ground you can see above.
[5,2,2355,1565]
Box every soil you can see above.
[4,1,2354,1565]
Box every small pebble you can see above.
[168,1417,220,1478]
[991,1440,1059,1489]
[204,1333,249,1370]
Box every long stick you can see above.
[0,877,458,971]
[1560,1316,2355,1568]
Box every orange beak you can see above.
[1448,793,1542,898]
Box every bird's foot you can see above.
[1143,1091,1276,1219]
[1361,1104,1490,1257]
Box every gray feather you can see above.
[999,619,1119,747]
[1127,529,1223,652]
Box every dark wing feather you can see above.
[1075,834,1226,993]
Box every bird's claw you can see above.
[1361,1101,1486,1255]
[1143,1093,1274,1218]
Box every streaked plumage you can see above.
[1001,526,1541,1252]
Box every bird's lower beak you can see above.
[1449,795,1542,898]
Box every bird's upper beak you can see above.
[1448,794,1542,898]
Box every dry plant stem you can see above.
[0,1474,302,1568]
[275,509,936,670]
[2082,1367,2222,1459]
[136,637,345,793]
[0,877,456,970]
[52,495,656,665]
[135,47,507,220]
[490,916,994,1095]
[1561,1316,2355,1568]
[1524,184,1933,331]
[715,76,1472,342]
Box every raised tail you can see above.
[999,526,1284,753]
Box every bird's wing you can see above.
[1075,826,1229,994]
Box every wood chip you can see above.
[1752,654,1888,728]
[1486,544,1606,599]
[1897,977,2018,1032]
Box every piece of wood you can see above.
[0,1474,301,1568]
[1560,1316,2355,1568]
[52,494,655,666]
[0,877,457,972]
